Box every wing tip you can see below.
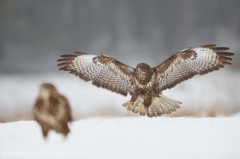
[58,67,72,71]
[200,44,217,48]
[216,52,235,57]
[57,58,73,62]
[57,53,76,71]
[200,44,235,66]
[213,47,230,51]
[60,54,78,58]
[200,44,231,52]
[216,50,235,67]
[73,52,89,55]
[57,62,71,66]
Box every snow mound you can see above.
[0,117,240,159]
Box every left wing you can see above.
[154,44,234,93]
[57,52,135,96]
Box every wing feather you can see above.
[155,44,234,92]
[57,52,135,96]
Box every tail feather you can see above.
[161,100,176,113]
[122,94,181,117]
[147,105,164,117]
[160,94,182,105]
[147,106,154,117]
[154,106,164,116]
[140,107,147,116]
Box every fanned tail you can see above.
[122,94,181,117]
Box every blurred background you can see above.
[0,0,240,122]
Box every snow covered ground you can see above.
[0,69,240,122]
[1,117,240,159]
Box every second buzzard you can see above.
[34,83,72,138]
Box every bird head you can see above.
[39,83,57,97]
[136,63,151,73]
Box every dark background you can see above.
[0,0,240,74]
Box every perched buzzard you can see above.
[34,83,72,138]
[57,44,234,117]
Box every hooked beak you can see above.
[137,68,141,72]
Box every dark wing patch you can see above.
[155,44,234,92]
[57,52,135,96]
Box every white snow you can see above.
[0,117,240,159]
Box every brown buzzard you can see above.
[57,44,234,117]
[34,83,72,138]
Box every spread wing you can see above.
[57,52,135,96]
[154,44,234,92]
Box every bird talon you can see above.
[138,104,144,111]
[127,102,133,108]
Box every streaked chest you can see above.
[135,73,156,91]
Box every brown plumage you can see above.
[34,83,72,138]
[57,44,234,117]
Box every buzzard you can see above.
[34,83,72,138]
[57,44,234,117]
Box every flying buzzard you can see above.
[57,44,234,117]
[34,83,72,138]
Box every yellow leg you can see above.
[138,104,144,111]
[127,102,133,109]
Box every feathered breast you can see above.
[135,73,156,91]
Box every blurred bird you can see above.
[34,83,72,138]
[57,44,234,117]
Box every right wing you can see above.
[154,44,234,93]
[57,52,136,96]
